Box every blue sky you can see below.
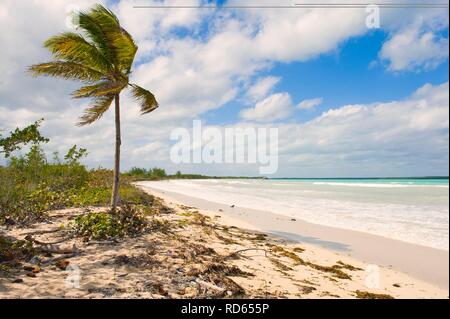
[204,28,449,125]
[0,0,449,177]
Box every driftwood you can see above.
[24,234,72,246]
[195,278,225,292]
[40,243,78,254]
[42,253,78,265]
[24,235,78,254]
[23,228,62,236]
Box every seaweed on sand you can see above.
[355,290,394,299]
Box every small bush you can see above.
[0,144,89,225]
[67,169,156,207]
[73,206,148,241]
[1,150,156,225]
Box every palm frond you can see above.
[76,5,137,74]
[28,61,103,82]
[112,27,138,74]
[72,80,127,99]
[29,4,152,129]
[89,4,120,26]
[77,10,116,65]
[129,84,159,114]
[77,95,115,126]
[44,32,111,73]
[71,83,106,99]
[89,5,137,73]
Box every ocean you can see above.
[145,178,449,250]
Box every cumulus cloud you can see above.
[380,28,449,72]
[297,97,323,110]
[379,7,449,72]
[275,82,449,177]
[240,93,294,122]
[190,82,448,177]
[246,76,281,102]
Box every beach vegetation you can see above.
[72,206,148,241]
[125,167,268,181]
[126,167,168,180]
[0,119,49,158]
[0,120,156,226]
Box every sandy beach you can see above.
[137,181,449,295]
[0,185,447,299]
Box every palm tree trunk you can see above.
[111,93,121,212]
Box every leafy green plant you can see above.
[0,119,49,158]
[125,167,167,181]
[73,206,148,240]
[1,120,157,226]
[0,142,93,224]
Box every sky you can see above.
[0,0,448,177]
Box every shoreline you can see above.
[137,182,449,291]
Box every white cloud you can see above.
[113,0,206,60]
[246,76,281,102]
[380,28,449,72]
[275,82,449,177]
[379,8,449,72]
[297,97,323,110]
[240,93,294,122]
[191,82,448,177]
[233,0,368,62]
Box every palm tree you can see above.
[28,4,158,212]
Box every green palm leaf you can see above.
[112,28,138,74]
[77,11,116,65]
[130,84,159,114]
[77,95,115,126]
[72,80,127,99]
[28,61,103,83]
[77,5,137,74]
[44,32,112,72]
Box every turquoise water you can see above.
[271,178,449,186]
[144,178,449,250]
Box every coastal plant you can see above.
[0,144,90,224]
[0,119,49,158]
[73,206,148,241]
[28,4,159,211]
[0,118,160,227]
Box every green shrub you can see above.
[73,206,148,240]
[66,169,156,207]
[0,145,89,224]
[1,121,157,226]
[125,167,167,181]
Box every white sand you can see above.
[137,182,449,293]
